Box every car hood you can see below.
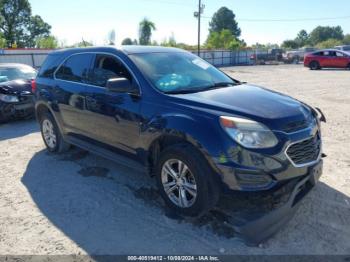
[171,84,313,132]
[0,79,32,95]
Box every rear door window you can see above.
[55,53,94,83]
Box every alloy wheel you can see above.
[161,159,197,208]
[42,119,57,149]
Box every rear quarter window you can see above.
[55,53,94,83]
[38,54,63,79]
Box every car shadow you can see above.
[21,149,350,255]
[0,118,38,141]
[317,68,350,71]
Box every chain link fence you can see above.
[192,50,255,67]
[0,48,287,68]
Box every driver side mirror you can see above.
[106,78,139,95]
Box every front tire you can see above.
[155,144,220,217]
[40,113,70,153]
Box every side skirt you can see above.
[65,135,147,174]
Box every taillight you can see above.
[31,79,36,93]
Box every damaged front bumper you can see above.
[231,160,323,245]
[0,95,35,121]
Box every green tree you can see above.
[161,33,177,47]
[309,26,344,45]
[0,0,31,47]
[139,18,156,45]
[295,29,309,47]
[316,38,343,49]
[36,36,58,48]
[25,15,51,47]
[209,7,241,38]
[206,29,243,50]
[71,40,93,47]
[151,40,159,46]
[251,43,265,49]
[343,34,350,45]
[282,39,299,49]
[175,43,195,50]
[0,0,51,47]
[0,32,6,48]
[121,38,133,45]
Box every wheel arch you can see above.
[35,101,66,137]
[143,114,223,177]
[35,102,52,121]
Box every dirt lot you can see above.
[0,65,349,255]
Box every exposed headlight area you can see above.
[0,94,19,103]
[220,116,278,149]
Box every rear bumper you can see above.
[232,160,322,244]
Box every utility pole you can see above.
[194,0,205,55]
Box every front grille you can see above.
[286,132,321,166]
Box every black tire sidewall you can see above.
[310,61,319,70]
[155,144,215,217]
[40,113,60,152]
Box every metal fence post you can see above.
[31,54,35,68]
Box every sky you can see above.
[29,0,350,46]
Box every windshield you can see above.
[0,66,36,83]
[130,52,236,93]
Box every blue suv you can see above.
[34,46,325,242]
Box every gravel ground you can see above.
[0,64,349,255]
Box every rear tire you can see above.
[309,61,320,70]
[40,112,70,153]
[155,144,220,217]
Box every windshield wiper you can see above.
[164,88,204,94]
[211,82,236,88]
[164,82,240,95]
[197,81,238,91]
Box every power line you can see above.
[202,15,350,22]
[138,0,350,23]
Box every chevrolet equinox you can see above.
[34,46,325,243]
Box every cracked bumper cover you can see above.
[230,160,323,245]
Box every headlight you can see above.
[0,94,19,103]
[220,116,278,149]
